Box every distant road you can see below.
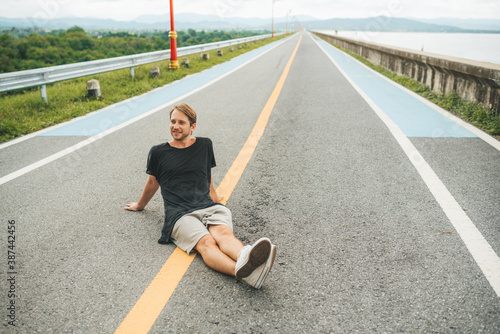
[1,31,499,333]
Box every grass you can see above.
[325,41,500,138]
[0,36,287,143]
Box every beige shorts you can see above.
[171,205,233,255]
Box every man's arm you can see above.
[210,177,224,203]
[125,175,160,211]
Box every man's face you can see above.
[170,109,196,141]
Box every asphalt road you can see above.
[1,32,500,333]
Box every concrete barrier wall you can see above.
[313,32,500,116]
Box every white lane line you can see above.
[313,33,500,297]
[0,37,290,187]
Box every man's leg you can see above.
[208,224,244,261]
[194,234,237,277]
[207,224,272,280]
[183,207,275,287]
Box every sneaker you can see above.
[235,237,272,279]
[242,244,277,289]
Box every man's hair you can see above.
[170,103,197,125]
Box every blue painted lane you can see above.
[316,38,477,138]
[40,39,284,137]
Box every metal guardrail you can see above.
[0,33,275,101]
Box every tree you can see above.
[27,34,49,48]
[0,53,15,73]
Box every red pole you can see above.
[169,0,179,70]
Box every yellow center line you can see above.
[114,34,303,334]
[217,35,303,204]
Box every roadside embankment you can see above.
[313,31,500,117]
[0,35,288,143]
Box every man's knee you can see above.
[209,224,234,239]
[195,234,217,254]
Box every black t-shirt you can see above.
[146,137,220,244]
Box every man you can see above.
[125,103,276,289]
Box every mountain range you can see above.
[1,13,499,33]
[299,17,499,33]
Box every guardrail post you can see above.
[40,84,47,103]
[130,67,135,78]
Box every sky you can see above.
[1,0,499,21]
